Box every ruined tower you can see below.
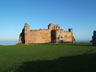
[19,23,30,44]
[48,24,60,30]
[92,31,96,46]
[24,24,30,44]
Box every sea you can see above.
[0,41,18,45]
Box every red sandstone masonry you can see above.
[19,23,76,44]
[29,30,51,43]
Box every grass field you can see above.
[0,43,96,72]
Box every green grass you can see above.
[0,43,96,72]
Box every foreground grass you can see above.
[0,43,96,72]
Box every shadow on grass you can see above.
[16,53,96,72]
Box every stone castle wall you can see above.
[19,23,76,44]
[29,29,51,43]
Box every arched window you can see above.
[54,26,55,29]
[58,37,60,40]
[61,36,63,39]
[56,26,58,29]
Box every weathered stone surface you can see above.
[19,23,76,44]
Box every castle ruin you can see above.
[92,31,96,46]
[19,23,75,44]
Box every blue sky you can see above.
[0,0,96,42]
